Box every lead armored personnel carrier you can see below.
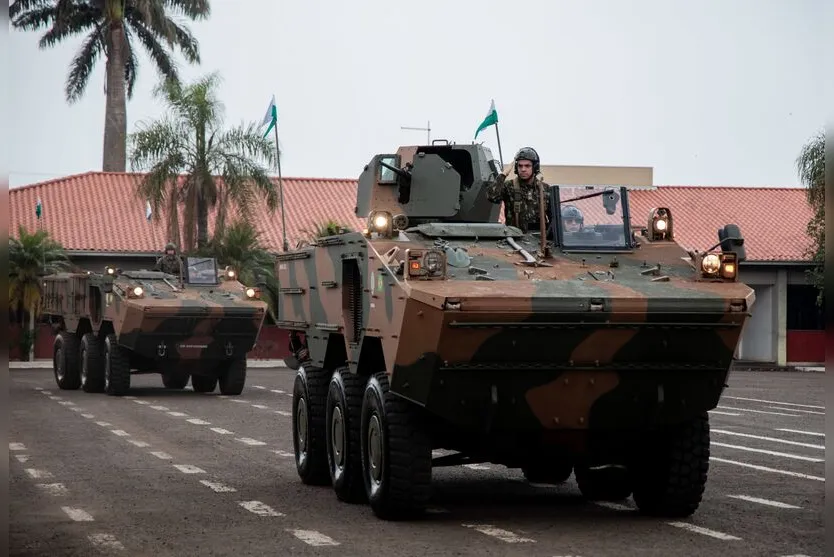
[42,256,268,396]
[278,141,754,520]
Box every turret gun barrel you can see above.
[379,160,412,181]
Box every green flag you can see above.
[35,198,42,219]
[474,99,498,139]
[260,94,278,138]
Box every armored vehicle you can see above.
[277,141,754,520]
[42,256,268,396]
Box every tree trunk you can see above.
[197,192,208,249]
[29,301,36,362]
[102,19,127,172]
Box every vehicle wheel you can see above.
[53,332,81,390]
[292,365,331,485]
[191,374,218,393]
[103,334,130,396]
[360,371,432,520]
[632,413,710,518]
[80,333,105,393]
[325,367,367,503]
[575,464,632,501]
[522,459,573,484]
[218,358,247,395]
[162,373,189,389]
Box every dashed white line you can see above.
[173,464,206,474]
[288,530,340,546]
[239,500,284,517]
[36,483,68,496]
[726,494,801,509]
[41,390,51,394]
[272,450,293,458]
[57,400,76,406]
[110,430,130,437]
[230,399,248,404]
[776,428,824,438]
[34,387,43,390]
[132,400,150,405]
[252,404,269,410]
[15,454,30,463]
[150,405,169,411]
[199,480,237,493]
[711,441,824,463]
[9,442,26,451]
[88,533,125,551]
[48,396,62,400]
[768,406,825,415]
[210,428,234,435]
[150,451,173,460]
[710,457,825,481]
[81,413,95,419]
[274,410,291,417]
[712,429,825,450]
[25,469,53,479]
[461,524,536,543]
[270,389,285,394]
[667,522,741,541]
[237,438,267,446]
[717,405,800,417]
[95,421,112,427]
[124,396,136,399]
[253,385,267,390]
[709,410,741,416]
[186,418,211,425]
[167,412,188,417]
[62,507,95,522]
[127,439,150,448]
[722,396,824,410]
[69,407,84,412]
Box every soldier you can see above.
[154,242,182,275]
[561,204,584,233]
[486,147,552,233]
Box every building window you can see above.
[786,285,824,330]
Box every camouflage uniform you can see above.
[486,147,551,233]
[154,242,182,275]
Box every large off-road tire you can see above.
[325,368,367,503]
[575,464,632,501]
[162,373,189,389]
[191,374,218,393]
[218,358,247,395]
[360,371,432,520]
[293,365,331,485]
[80,333,105,393]
[103,334,130,396]
[522,460,573,484]
[632,413,710,518]
[53,331,81,390]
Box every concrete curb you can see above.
[9,359,288,370]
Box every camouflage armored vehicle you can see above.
[42,256,268,396]
[277,141,754,520]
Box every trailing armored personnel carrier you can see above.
[277,141,754,520]
[42,256,268,396]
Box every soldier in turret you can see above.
[486,147,552,233]
[154,242,183,275]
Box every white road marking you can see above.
[69,407,84,412]
[288,530,340,546]
[712,441,824,463]
[286,393,293,398]
[210,427,234,435]
[186,418,211,425]
[274,410,291,417]
[48,396,62,400]
[81,414,95,419]
[712,429,825,450]
[36,482,68,496]
[273,450,293,458]
[58,400,76,406]
[722,396,824,410]
[667,522,741,540]
[150,405,169,411]
[133,400,150,405]
[127,439,150,448]
[15,454,29,463]
[252,404,269,409]
[41,390,51,394]
[776,428,824,438]
[88,533,125,551]
[594,501,633,512]
[463,463,491,470]
[254,385,267,389]
[239,500,284,517]
[34,387,43,390]
[768,406,825,415]
[62,507,94,521]
[230,399,248,404]
[25,469,53,479]
[710,457,824,481]
[173,464,205,474]
[9,442,26,451]
[726,494,801,509]
[271,389,285,394]
[237,438,267,446]
[150,451,173,460]
[124,396,136,399]
[717,405,800,417]
[167,412,188,417]
[709,410,742,416]
[461,524,536,543]
[95,421,112,427]
[199,480,237,493]
[110,430,130,437]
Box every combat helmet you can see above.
[561,204,584,230]
[513,146,540,175]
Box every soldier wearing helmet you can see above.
[154,242,183,275]
[561,204,584,234]
[486,147,552,233]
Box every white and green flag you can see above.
[474,99,498,139]
[261,95,278,138]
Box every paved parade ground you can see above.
[9,367,824,557]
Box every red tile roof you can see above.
[9,172,814,262]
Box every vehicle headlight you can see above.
[131,286,144,297]
[702,253,721,274]
[245,287,256,298]
[423,250,442,273]
[654,218,667,232]
[373,214,388,229]
[227,269,236,279]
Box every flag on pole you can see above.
[35,198,42,220]
[260,95,278,138]
[145,200,152,221]
[474,99,498,139]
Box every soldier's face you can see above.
[564,218,581,232]
[517,160,533,180]
[166,249,174,256]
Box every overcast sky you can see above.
[7,0,831,189]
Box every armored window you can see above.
[185,257,219,285]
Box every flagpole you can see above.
[273,124,289,252]
[494,122,504,169]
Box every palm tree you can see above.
[197,219,280,321]
[129,72,279,252]
[9,225,70,360]
[9,0,211,172]
[795,130,824,305]
[297,219,353,248]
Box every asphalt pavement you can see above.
[9,367,824,556]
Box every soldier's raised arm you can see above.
[486,169,511,204]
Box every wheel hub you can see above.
[367,414,383,485]
[296,397,308,466]
[55,347,64,380]
[331,406,345,469]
